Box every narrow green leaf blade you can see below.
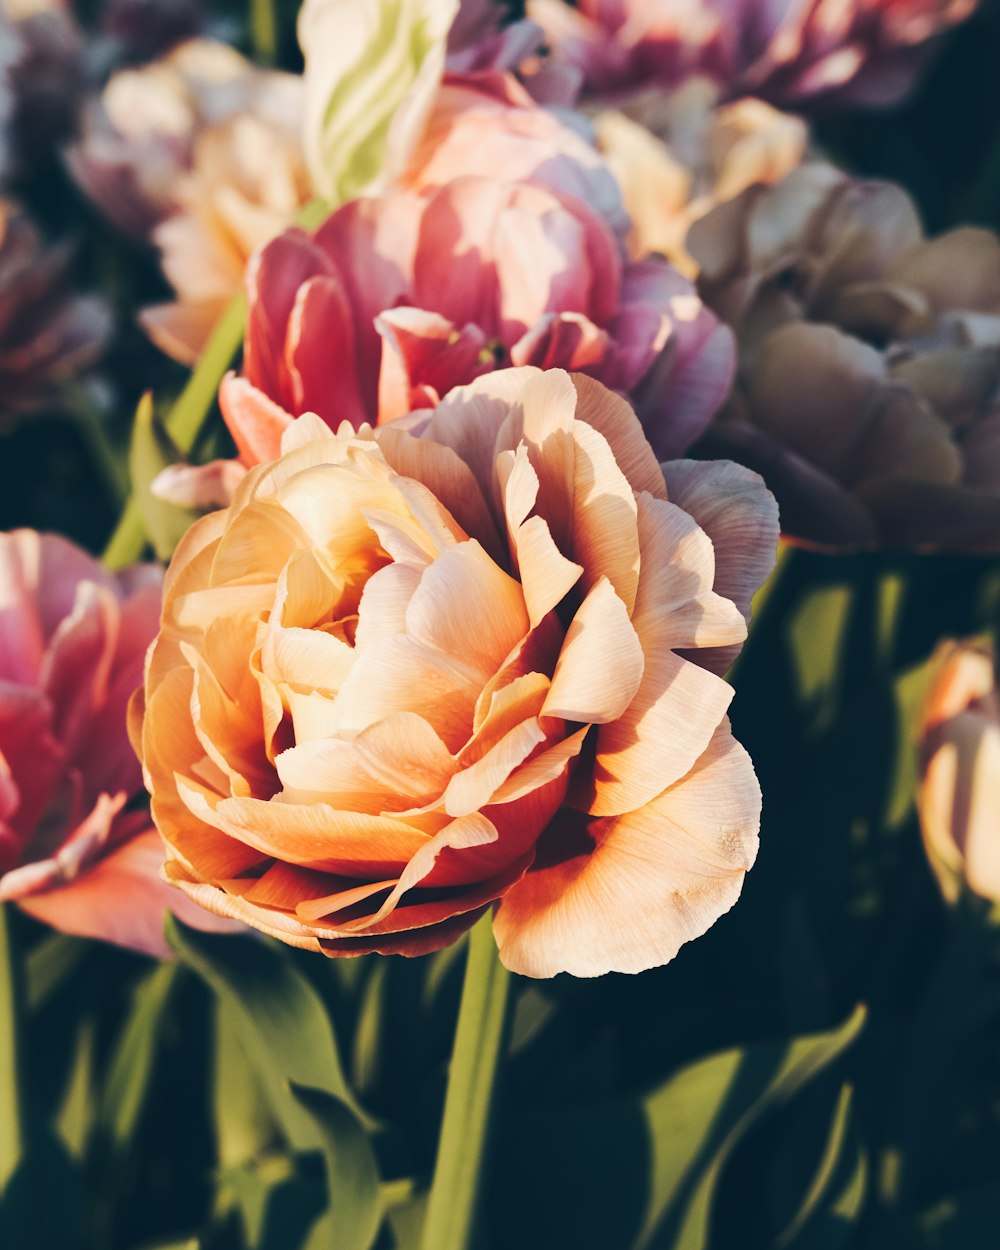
[292,1085,383,1250]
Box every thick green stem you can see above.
[102,294,246,570]
[420,915,513,1250]
[0,905,24,1193]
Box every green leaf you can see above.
[490,1005,866,1250]
[292,1086,383,1250]
[96,961,181,1156]
[645,1005,866,1250]
[0,905,24,1195]
[104,292,245,570]
[166,918,363,1152]
[774,1083,867,1248]
[217,1154,326,1250]
[129,393,200,562]
[213,997,279,1171]
[24,934,87,1013]
[56,1018,95,1160]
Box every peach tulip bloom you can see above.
[138,367,778,976]
[0,531,232,955]
[919,642,1000,907]
[529,0,976,110]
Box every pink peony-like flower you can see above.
[529,0,976,110]
[0,530,232,955]
[199,72,733,487]
[138,367,778,976]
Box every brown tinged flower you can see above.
[136,366,778,977]
[918,641,1000,907]
[591,78,809,275]
[688,166,1000,551]
[0,200,109,424]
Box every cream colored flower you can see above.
[919,642,1000,906]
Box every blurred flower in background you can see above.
[591,78,808,273]
[0,0,84,178]
[688,167,1000,549]
[529,0,977,110]
[68,38,309,363]
[138,368,778,976]
[919,640,1000,908]
[0,199,109,424]
[0,530,229,954]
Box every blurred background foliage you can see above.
[2,1,1000,1248]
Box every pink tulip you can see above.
[0,531,233,955]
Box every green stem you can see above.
[102,293,246,570]
[250,0,278,63]
[0,905,25,1193]
[420,915,513,1250]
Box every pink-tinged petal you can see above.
[543,577,644,723]
[152,459,247,510]
[20,828,242,957]
[42,582,120,760]
[660,458,779,673]
[376,424,504,561]
[570,419,641,613]
[244,229,333,406]
[376,306,491,424]
[284,274,371,429]
[23,532,119,644]
[0,684,64,840]
[511,312,610,373]
[140,299,226,368]
[583,632,735,818]
[634,298,737,460]
[412,177,505,336]
[632,493,747,656]
[570,372,668,499]
[493,721,760,977]
[314,193,420,337]
[405,541,530,677]
[219,374,295,466]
